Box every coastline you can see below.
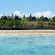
[0,30,55,35]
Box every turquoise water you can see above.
[0,35,55,55]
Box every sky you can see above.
[0,0,55,17]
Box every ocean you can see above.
[0,35,55,55]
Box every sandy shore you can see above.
[0,30,55,35]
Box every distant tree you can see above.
[27,14,32,21]
[23,15,26,19]
[39,16,44,21]
[29,14,32,18]
[12,13,14,18]
[52,16,55,21]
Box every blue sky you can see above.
[0,0,55,17]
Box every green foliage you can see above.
[37,18,41,21]
[49,18,54,22]
[0,15,55,29]
[27,14,32,21]
[39,16,44,21]
[22,19,28,21]
[23,15,26,19]
[52,22,55,25]
[52,16,55,21]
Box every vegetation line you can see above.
[0,14,55,30]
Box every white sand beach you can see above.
[0,30,55,35]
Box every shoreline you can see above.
[0,30,55,35]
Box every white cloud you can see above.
[0,11,55,18]
[33,12,42,17]
[12,11,55,18]
[0,14,2,18]
[13,11,20,16]
[53,14,55,17]
[21,13,30,17]
[33,11,52,18]
[24,14,30,17]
